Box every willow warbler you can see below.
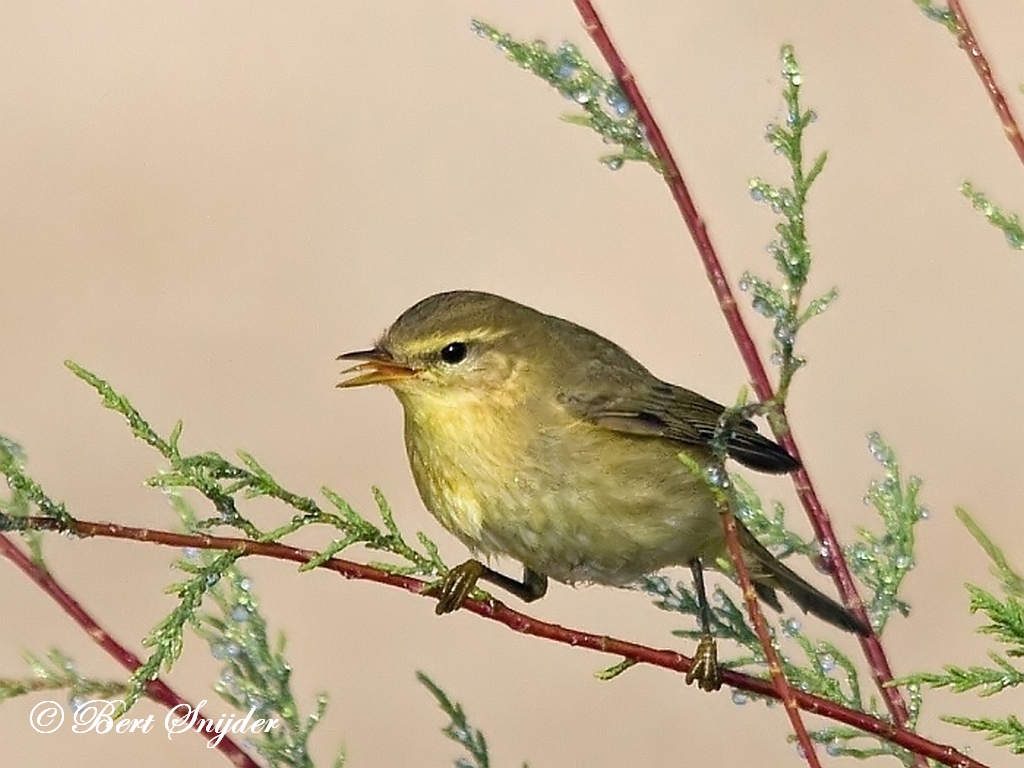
[338,291,866,688]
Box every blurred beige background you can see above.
[2,1,1023,766]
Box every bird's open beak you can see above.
[336,347,417,388]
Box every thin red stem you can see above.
[9,516,987,768]
[0,534,259,768]
[719,506,821,767]
[569,0,916,737]
[948,0,1024,168]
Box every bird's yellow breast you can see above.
[400,383,531,543]
[397,380,722,586]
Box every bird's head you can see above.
[337,291,552,411]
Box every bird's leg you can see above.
[427,560,548,615]
[685,558,722,692]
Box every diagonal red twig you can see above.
[0,533,259,768]
[948,0,1024,169]
[718,505,821,766]
[568,0,918,744]
[6,516,988,768]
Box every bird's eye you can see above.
[439,341,468,364]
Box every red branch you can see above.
[948,0,1024,168]
[569,0,917,740]
[0,533,259,768]
[8,516,987,768]
[719,507,821,766]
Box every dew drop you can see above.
[814,544,832,574]
[819,653,835,672]
[751,297,773,317]
[602,156,625,171]
[773,322,795,345]
[231,605,251,622]
[213,642,240,660]
[731,690,748,706]
[605,88,631,116]
[704,465,730,489]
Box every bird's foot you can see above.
[423,559,485,615]
[685,634,722,692]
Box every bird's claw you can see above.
[685,634,722,692]
[424,559,485,615]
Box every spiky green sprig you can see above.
[961,182,1024,250]
[0,435,74,534]
[0,436,45,566]
[114,548,242,717]
[732,475,817,561]
[0,649,126,704]
[942,714,1024,754]
[845,433,927,632]
[418,672,531,768]
[741,45,836,402]
[168,494,344,768]
[897,509,1024,756]
[912,0,957,31]
[470,19,657,172]
[61,361,446,579]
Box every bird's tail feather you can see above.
[737,523,870,637]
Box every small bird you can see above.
[337,290,867,689]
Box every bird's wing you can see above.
[558,373,798,474]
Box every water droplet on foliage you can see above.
[732,690,748,705]
[705,466,729,488]
[751,297,773,317]
[774,322,795,345]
